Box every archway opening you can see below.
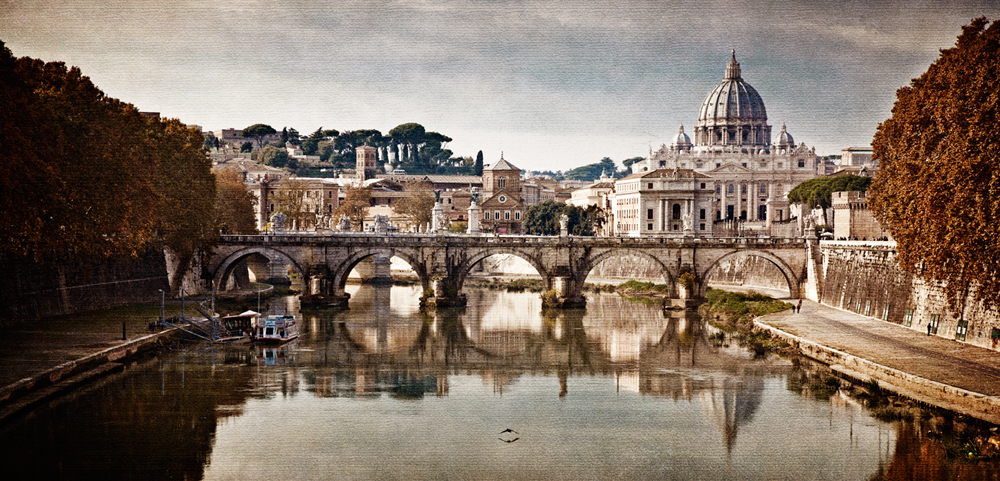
[218,250,305,293]
[703,253,792,298]
[464,253,545,291]
[583,253,671,289]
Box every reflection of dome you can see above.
[701,376,764,453]
[695,51,771,149]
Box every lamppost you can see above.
[180,287,185,320]
[158,289,164,325]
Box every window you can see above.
[864,300,871,316]
[699,208,705,220]
[647,208,654,220]
[647,223,653,230]
[741,163,747,168]
[845,297,852,310]
[672,204,681,220]
[648,183,653,189]
[727,184,734,194]
[498,177,507,189]
[484,211,491,220]
[956,320,968,341]
[716,163,721,168]
[504,211,510,220]
[760,184,767,194]
[715,185,721,194]
[798,160,805,168]
[700,223,706,230]
[741,184,747,194]
[928,314,939,334]
[700,183,706,189]
[882,304,890,321]
[514,211,521,220]
[903,308,913,326]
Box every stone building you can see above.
[248,177,340,232]
[832,191,891,240]
[628,51,823,234]
[356,144,378,181]
[611,168,714,237]
[478,155,524,234]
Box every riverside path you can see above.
[756,298,1000,424]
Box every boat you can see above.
[252,314,299,344]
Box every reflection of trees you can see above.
[2,351,256,480]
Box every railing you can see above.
[219,233,809,248]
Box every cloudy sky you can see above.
[2,0,997,171]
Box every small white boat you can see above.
[252,314,299,344]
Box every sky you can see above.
[2,0,998,172]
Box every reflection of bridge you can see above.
[208,234,819,307]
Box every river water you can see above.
[3,285,999,480]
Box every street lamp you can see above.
[158,289,164,326]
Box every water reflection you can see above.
[2,285,998,479]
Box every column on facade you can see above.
[750,181,757,221]
[735,184,742,221]
[720,182,727,220]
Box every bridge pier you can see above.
[300,273,351,308]
[552,276,587,309]
[424,277,467,308]
[352,255,393,285]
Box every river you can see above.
[3,284,998,480]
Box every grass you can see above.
[699,288,794,356]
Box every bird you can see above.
[499,428,519,435]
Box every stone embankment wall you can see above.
[704,254,791,293]
[820,241,1000,350]
[0,248,169,327]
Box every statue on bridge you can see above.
[559,214,569,236]
[269,212,287,232]
[374,214,390,235]
[337,214,352,232]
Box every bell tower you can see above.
[356,144,378,181]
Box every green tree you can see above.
[475,150,484,176]
[868,17,1000,310]
[788,174,872,224]
[240,141,253,153]
[564,157,616,181]
[260,145,289,168]
[524,200,599,236]
[241,123,276,150]
[214,170,258,235]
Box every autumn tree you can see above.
[335,184,373,230]
[393,181,436,231]
[271,178,314,231]
[215,170,258,235]
[868,17,1000,310]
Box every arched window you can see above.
[498,177,507,190]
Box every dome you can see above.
[775,123,794,147]
[670,125,692,148]
[694,51,771,149]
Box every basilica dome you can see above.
[694,51,771,150]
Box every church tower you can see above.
[356,144,378,181]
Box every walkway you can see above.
[756,298,1000,423]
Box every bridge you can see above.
[207,233,820,308]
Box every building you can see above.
[627,51,823,234]
[611,168,714,237]
[478,155,525,234]
[832,191,891,241]
[356,144,378,181]
[248,177,341,232]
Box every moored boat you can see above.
[252,314,299,344]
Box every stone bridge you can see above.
[207,234,820,308]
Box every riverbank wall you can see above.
[0,248,170,327]
[819,241,1000,351]
[0,327,186,424]
[754,320,1000,425]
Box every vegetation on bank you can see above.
[699,288,794,356]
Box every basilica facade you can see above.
[619,51,822,236]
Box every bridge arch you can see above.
[330,248,429,292]
[451,247,549,291]
[698,249,801,298]
[579,248,676,290]
[213,246,306,292]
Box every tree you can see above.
[564,157,616,181]
[393,181,436,231]
[335,184,373,230]
[241,123,276,150]
[272,178,314,231]
[215,170,258,235]
[475,150,484,176]
[260,145,289,168]
[868,17,1000,310]
[240,141,253,153]
[621,156,644,172]
[788,174,872,224]
[523,200,600,236]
